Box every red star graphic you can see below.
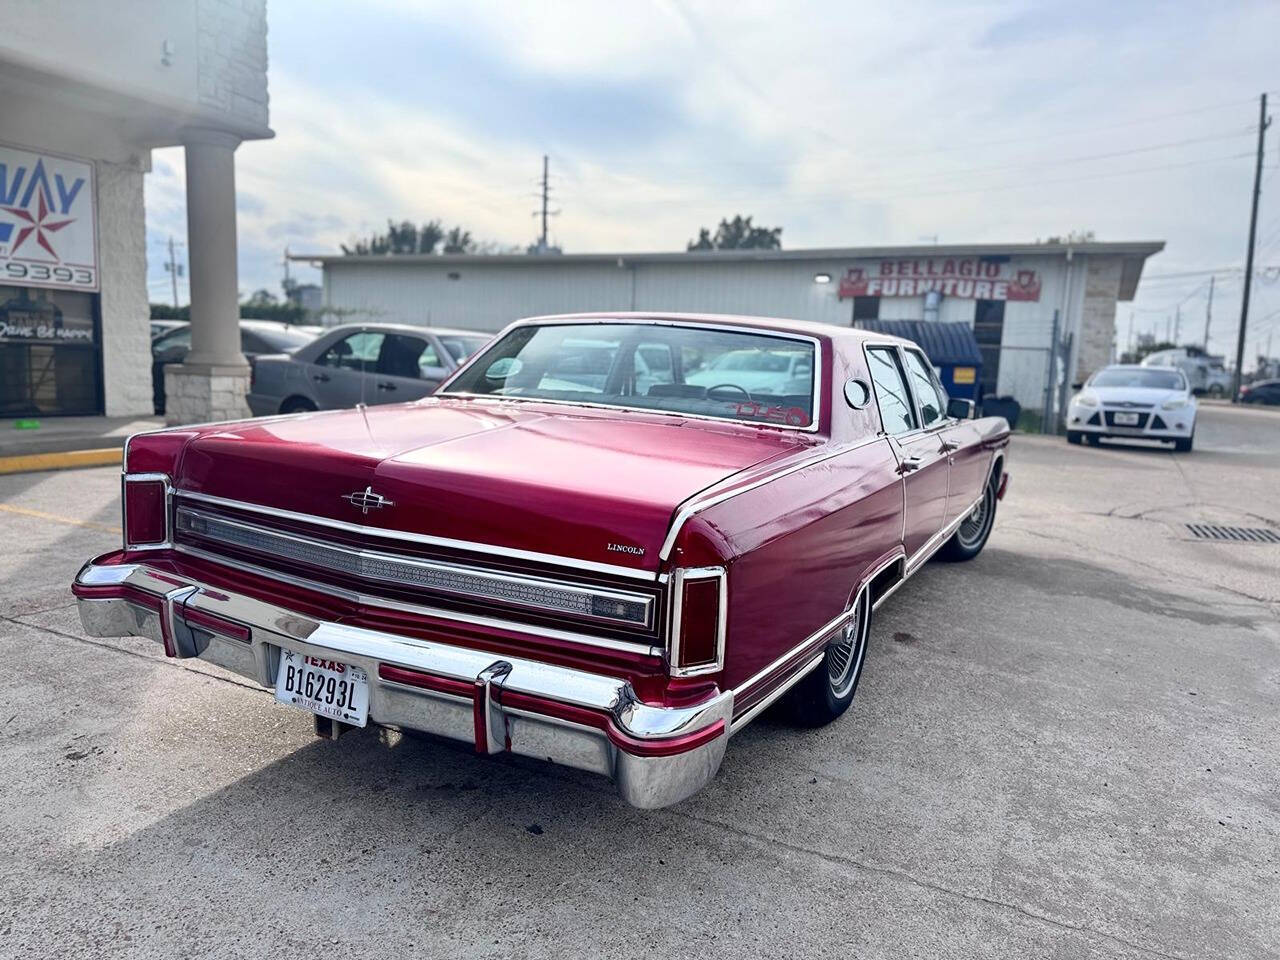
[3,189,75,261]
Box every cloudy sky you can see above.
[145,0,1280,361]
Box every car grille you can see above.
[172,505,657,634]
[1103,410,1150,428]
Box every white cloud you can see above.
[145,0,1280,359]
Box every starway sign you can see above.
[837,257,1040,302]
[0,143,98,292]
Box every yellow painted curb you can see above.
[0,447,122,475]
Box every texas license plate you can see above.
[275,649,369,727]
[1113,412,1140,425]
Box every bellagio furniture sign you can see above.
[838,258,1041,302]
[0,142,98,292]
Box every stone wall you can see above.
[196,0,270,128]
[164,365,250,425]
[1078,256,1123,382]
[96,157,154,417]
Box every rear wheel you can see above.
[938,478,997,562]
[280,396,317,414]
[788,588,871,727]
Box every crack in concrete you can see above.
[670,808,1196,960]
[0,612,1256,960]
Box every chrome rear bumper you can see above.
[73,559,732,809]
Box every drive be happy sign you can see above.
[0,142,98,292]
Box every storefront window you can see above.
[0,285,100,416]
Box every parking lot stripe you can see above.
[0,448,122,475]
[0,503,121,533]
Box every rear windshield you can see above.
[1092,368,1186,390]
[443,322,816,428]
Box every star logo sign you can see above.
[3,176,75,261]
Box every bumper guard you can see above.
[72,559,732,809]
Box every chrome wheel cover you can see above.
[827,593,868,699]
[957,486,994,549]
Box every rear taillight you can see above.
[670,567,726,676]
[123,475,169,548]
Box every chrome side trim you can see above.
[667,566,728,677]
[121,472,173,552]
[173,488,656,581]
[904,494,983,574]
[731,652,825,733]
[173,543,664,658]
[733,604,853,703]
[658,435,885,561]
[174,506,656,631]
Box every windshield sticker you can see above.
[730,402,810,426]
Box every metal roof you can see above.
[292,240,1164,267]
[293,240,1165,301]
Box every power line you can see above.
[564,129,1254,194]
[575,151,1253,209]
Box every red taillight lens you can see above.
[124,479,168,546]
[674,569,724,674]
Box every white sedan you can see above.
[1066,364,1197,452]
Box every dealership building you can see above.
[299,240,1164,412]
[0,0,270,422]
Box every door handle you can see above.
[897,455,923,474]
[311,373,330,383]
[376,381,397,391]
[939,440,960,453]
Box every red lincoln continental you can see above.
[73,313,1010,808]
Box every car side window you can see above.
[240,331,269,355]
[866,347,918,435]
[318,332,384,371]
[376,334,429,379]
[418,339,442,372]
[901,349,945,427]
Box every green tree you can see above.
[687,215,782,251]
[342,219,445,255]
[442,226,475,254]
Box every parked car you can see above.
[152,320,318,415]
[1239,378,1280,405]
[150,319,186,339]
[247,323,490,415]
[73,312,1010,808]
[1140,347,1231,396]
[1066,364,1197,451]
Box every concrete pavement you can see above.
[0,403,1276,959]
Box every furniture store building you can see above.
[299,240,1164,412]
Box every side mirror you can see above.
[1071,381,1083,391]
[947,397,975,420]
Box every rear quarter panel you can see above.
[674,436,903,703]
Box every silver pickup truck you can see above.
[247,322,490,415]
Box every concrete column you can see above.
[163,128,250,425]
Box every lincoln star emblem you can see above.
[342,486,394,515]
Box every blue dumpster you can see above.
[854,319,985,401]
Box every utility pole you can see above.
[1203,275,1214,351]
[1233,92,1270,402]
[1126,310,1134,358]
[164,235,184,307]
[539,155,550,250]
[1174,306,1181,345]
